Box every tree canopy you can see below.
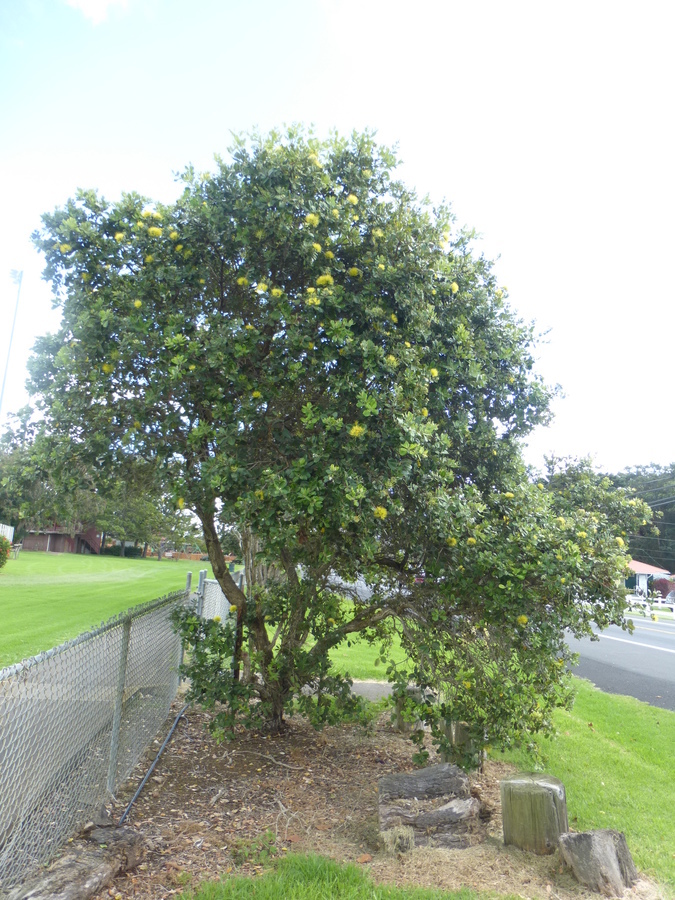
[29,128,652,754]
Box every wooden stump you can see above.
[379,763,485,849]
[500,773,568,855]
[558,830,637,897]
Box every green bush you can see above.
[0,536,10,570]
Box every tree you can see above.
[29,128,652,751]
[609,464,675,573]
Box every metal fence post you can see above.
[185,571,192,594]
[196,569,207,617]
[107,615,132,794]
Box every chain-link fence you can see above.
[196,571,242,620]
[0,586,190,890]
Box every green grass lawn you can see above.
[497,678,675,888]
[180,853,482,900]
[0,552,213,668]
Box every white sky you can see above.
[1,0,673,473]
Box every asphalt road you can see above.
[567,615,675,712]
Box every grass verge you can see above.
[180,852,483,899]
[496,677,675,888]
[0,552,212,668]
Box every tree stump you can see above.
[379,763,485,848]
[500,773,568,855]
[558,830,638,897]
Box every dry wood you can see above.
[558,829,638,896]
[500,773,568,855]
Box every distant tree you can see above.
[29,128,652,757]
[609,464,675,573]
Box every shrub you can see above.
[0,536,11,570]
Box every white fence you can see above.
[0,524,14,543]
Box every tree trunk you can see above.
[500,773,568,855]
[558,830,637,896]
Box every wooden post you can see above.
[500,773,568,855]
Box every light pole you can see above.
[0,269,23,425]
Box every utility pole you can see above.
[0,270,23,425]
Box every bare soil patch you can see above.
[91,699,664,900]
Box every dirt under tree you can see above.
[85,699,662,900]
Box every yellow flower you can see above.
[257,282,268,292]
[312,242,322,252]
[451,282,459,294]
[245,324,255,330]
[373,228,384,238]
[307,286,316,293]
[175,244,183,252]
[271,287,283,297]
[327,617,336,625]
[385,355,397,367]
[348,267,361,277]
[446,536,457,546]
[141,209,153,218]
[503,491,514,499]
[316,273,334,287]
[230,604,238,614]
[496,289,504,300]
[516,615,528,626]
[463,681,472,690]
[556,516,566,525]
[373,506,388,519]
[102,363,114,374]
[560,577,566,584]
[616,536,625,547]
[255,489,264,500]
[133,420,141,428]
[213,616,221,623]
[352,214,359,221]
[576,531,587,539]
[324,250,335,260]
[467,537,477,545]
[349,424,366,437]
[331,208,340,218]
[252,390,262,399]
[346,193,358,205]
[169,231,179,241]
[421,407,428,417]
[378,263,385,271]
[390,313,398,323]
[151,211,162,220]
[199,278,206,284]
[189,364,196,371]
[305,213,319,227]
[147,226,162,238]
[134,300,142,309]
[430,368,439,378]
[537,483,544,490]
[177,497,185,509]
[237,276,249,286]
[405,341,411,348]
[144,254,154,264]
[114,232,124,242]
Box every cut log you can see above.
[558,830,638,897]
[379,762,470,803]
[379,763,484,849]
[500,773,568,855]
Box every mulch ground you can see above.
[91,698,664,900]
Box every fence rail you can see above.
[0,583,192,890]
